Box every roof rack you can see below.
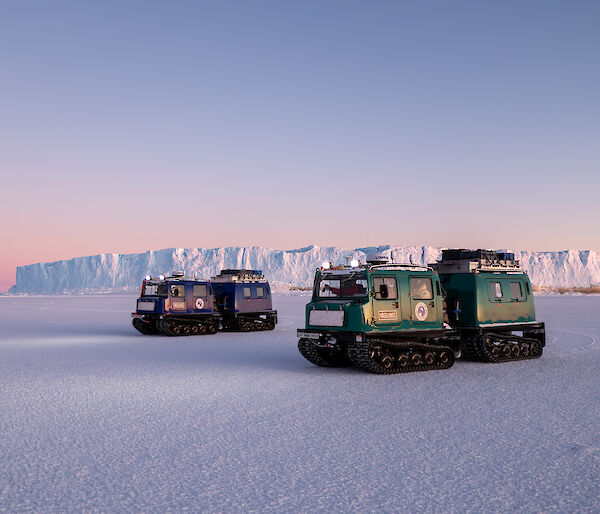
[433,249,523,274]
[164,275,207,281]
[369,263,432,271]
[211,269,266,283]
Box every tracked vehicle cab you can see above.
[297,255,457,374]
[132,271,220,336]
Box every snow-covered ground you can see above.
[0,294,598,512]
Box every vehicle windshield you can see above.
[143,282,168,296]
[317,273,368,298]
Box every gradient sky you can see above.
[1,0,599,291]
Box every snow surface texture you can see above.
[11,245,600,293]
[0,295,599,512]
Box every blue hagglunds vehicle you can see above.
[132,269,277,335]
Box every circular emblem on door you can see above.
[415,302,428,321]
[195,298,204,310]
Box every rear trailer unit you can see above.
[433,249,545,362]
[211,269,277,331]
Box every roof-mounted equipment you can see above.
[211,269,266,283]
[433,249,523,273]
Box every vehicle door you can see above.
[372,275,402,328]
[409,275,437,327]
[192,283,209,312]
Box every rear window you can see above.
[256,287,265,297]
[193,284,207,297]
[243,287,252,298]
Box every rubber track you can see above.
[461,333,543,363]
[156,319,217,336]
[298,338,348,368]
[132,318,159,335]
[238,319,276,332]
[346,338,455,374]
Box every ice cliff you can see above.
[10,245,600,294]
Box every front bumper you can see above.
[297,329,363,348]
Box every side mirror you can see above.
[379,284,388,299]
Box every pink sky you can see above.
[2,1,598,292]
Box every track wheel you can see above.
[530,341,542,357]
[424,352,435,365]
[397,354,409,368]
[501,344,511,358]
[191,325,199,335]
[370,346,382,360]
[490,345,500,359]
[172,324,183,336]
[207,324,218,334]
[519,343,529,357]
[438,351,450,364]
[380,354,394,370]
[510,344,520,358]
[411,353,422,366]
[182,325,191,336]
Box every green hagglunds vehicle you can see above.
[297,249,545,374]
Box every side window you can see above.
[170,284,186,297]
[411,277,433,300]
[489,281,502,300]
[510,281,524,300]
[243,287,252,298]
[256,286,265,297]
[193,284,207,297]
[374,277,398,300]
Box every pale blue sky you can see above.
[1,0,599,290]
